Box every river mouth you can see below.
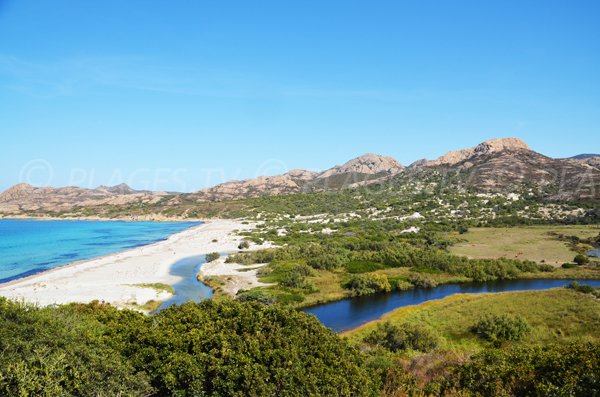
[303,278,600,333]
[158,255,213,310]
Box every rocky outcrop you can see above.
[317,153,404,179]
[412,138,530,167]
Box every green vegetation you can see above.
[470,314,531,346]
[205,252,220,262]
[364,322,439,353]
[447,343,600,397]
[227,224,594,306]
[3,294,599,396]
[344,273,392,296]
[575,253,591,265]
[568,281,600,298]
[0,298,377,396]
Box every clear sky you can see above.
[1,0,599,192]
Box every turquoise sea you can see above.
[0,219,201,284]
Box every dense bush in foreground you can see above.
[1,296,599,397]
[0,298,377,397]
[449,343,600,396]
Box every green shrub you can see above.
[236,289,275,305]
[409,275,439,289]
[562,262,577,269]
[574,254,590,266]
[470,314,530,346]
[344,274,392,296]
[345,260,385,273]
[567,281,600,298]
[449,343,600,396]
[537,264,555,272]
[307,253,346,270]
[205,252,220,262]
[364,321,439,353]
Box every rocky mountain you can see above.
[409,138,600,200]
[1,138,598,218]
[0,183,167,216]
[318,153,403,178]
[410,138,530,167]
[189,170,319,201]
[190,154,404,200]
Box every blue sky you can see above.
[1,0,599,192]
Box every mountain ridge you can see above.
[1,138,599,217]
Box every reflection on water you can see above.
[588,248,600,258]
[304,278,600,332]
[158,256,213,310]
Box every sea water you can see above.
[0,219,200,283]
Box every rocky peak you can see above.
[285,169,319,180]
[318,153,404,178]
[98,183,137,195]
[473,138,530,154]
[415,137,530,167]
[0,183,35,202]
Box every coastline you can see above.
[0,214,205,222]
[0,219,253,310]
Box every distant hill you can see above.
[1,137,599,219]
[0,183,168,218]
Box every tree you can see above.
[574,254,590,266]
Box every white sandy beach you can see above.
[0,219,255,309]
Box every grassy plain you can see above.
[450,225,600,265]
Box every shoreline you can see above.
[0,214,206,222]
[0,220,204,288]
[0,219,253,310]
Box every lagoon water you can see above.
[0,219,200,284]
[305,278,600,332]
